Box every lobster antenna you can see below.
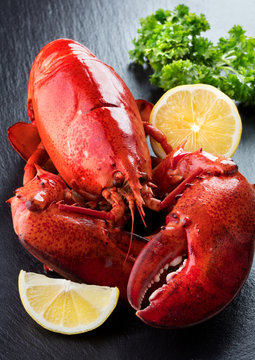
[137,203,147,228]
[124,199,135,264]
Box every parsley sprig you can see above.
[129,5,255,105]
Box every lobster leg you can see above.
[143,123,172,155]
[136,99,172,155]
[59,186,130,225]
[102,188,129,225]
[136,99,153,124]
[23,142,49,184]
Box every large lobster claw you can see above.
[127,159,255,328]
[8,166,147,301]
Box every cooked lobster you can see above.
[7,39,255,328]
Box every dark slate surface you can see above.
[1,0,255,359]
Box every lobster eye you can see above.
[113,171,124,187]
[139,172,148,185]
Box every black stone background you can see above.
[0,0,255,359]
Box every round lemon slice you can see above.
[18,270,119,335]
[150,84,242,158]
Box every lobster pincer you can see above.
[127,148,255,327]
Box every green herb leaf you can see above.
[130,5,255,105]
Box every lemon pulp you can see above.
[18,270,119,334]
[150,84,242,158]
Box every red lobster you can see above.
[7,39,255,328]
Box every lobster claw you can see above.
[127,171,255,328]
[8,167,147,301]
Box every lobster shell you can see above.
[27,39,151,206]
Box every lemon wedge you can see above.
[18,270,119,334]
[150,84,242,158]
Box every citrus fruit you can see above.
[150,84,242,158]
[18,270,119,335]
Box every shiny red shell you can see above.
[27,39,151,198]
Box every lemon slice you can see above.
[150,84,242,158]
[18,270,119,334]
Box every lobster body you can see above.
[27,39,151,205]
[7,39,255,328]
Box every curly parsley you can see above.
[129,5,255,105]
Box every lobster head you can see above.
[26,39,153,221]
